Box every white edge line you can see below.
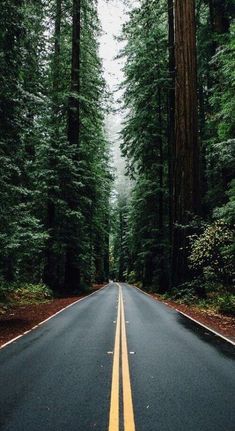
[0,284,109,350]
[174,309,235,346]
[132,284,235,347]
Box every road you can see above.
[0,283,235,431]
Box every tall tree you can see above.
[64,0,81,291]
[43,0,62,289]
[0,0,24,281]
[172,0,200,287]
[209,0,230,36]
[0,0,48,285]
[120,0,169,290]
[167,0,175,287]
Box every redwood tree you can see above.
[172,0,200,286]
[44,0,62,289]
[168,0,175,287]
[64,0,81,291]
[209,0,230,35]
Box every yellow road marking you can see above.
[109,284,136,431]
[120,285,136,431]
[108,287,121,431]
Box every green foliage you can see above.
[188,4,235,296]
[216,294,235,316]
[209,24,235,143]
[168,286,198,305]
[126,271,137,285]
[213,181,235,224]
[0,282,52,306]
[197,14,235,213]
[189,220,234,286]
[0,0,234,302]
[110,194,129,281]
[163,286,235,316]
[0,0,112,293]
[116,0,170,290]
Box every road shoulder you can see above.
[132,285,235,344]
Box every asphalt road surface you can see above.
[0,283,235,431]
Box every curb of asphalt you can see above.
[0,284,109,351]
[132,284,235,347]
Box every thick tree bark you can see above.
[172,0,200,286]
[198,83,208,217]
[158,87,165,291]
[168,0,175,288]
[158,88,163,236]
[64,0,81,291]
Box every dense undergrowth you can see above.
[0,283,53,313]
[162,288,235,317]
[133,282,235,317]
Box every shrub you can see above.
[170,285,198,304]
[216,294,235,316]
[127,271,137,284]
[189,220,234,287]
[0,282,52,305]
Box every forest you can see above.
[0,0,234,315]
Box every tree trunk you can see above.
[118,210,124,282]
[44,0,62,290]
[198,83,208,217]
[172,0,200,287]
[158,88,163,236]
[209,0,230,35]
[168,0,175,288]
[104,219,110,282]
[67,0,81,148]
[158,87,165,291]
[64,0,81,291]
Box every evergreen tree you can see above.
[0,0,112,294]
[120,0,170,290]
[171,0,200,287]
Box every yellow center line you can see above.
[120,285,136,431]
[108,287,121,431]
[108,284,136,431]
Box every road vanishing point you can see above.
[0,283,235,430]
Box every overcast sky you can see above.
[98,0,126,94]
[97,0,131,194]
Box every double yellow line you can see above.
[108,284,136,431]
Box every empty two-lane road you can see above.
[0,283,235,431]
